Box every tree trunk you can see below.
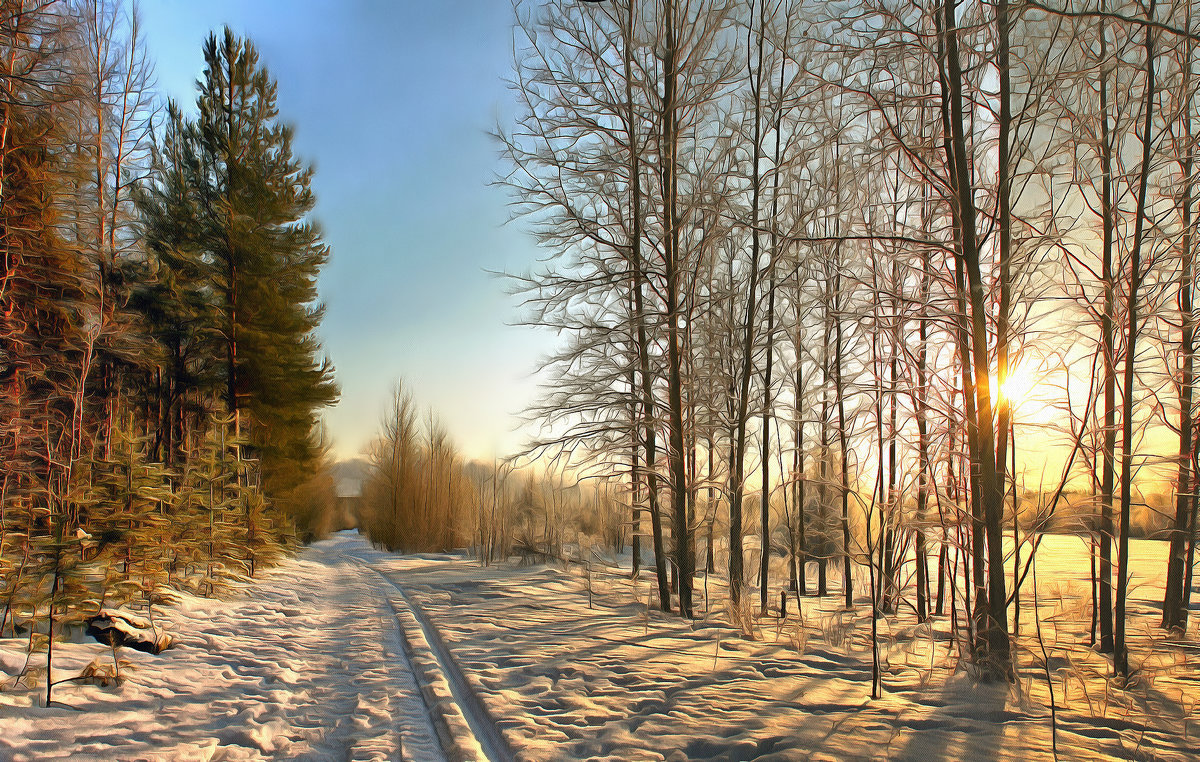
[940,0,1009,671]
[661,0,693,618]
[1164,8,1195,633]
[1097,0,1118,657]
[1116,0,1157,677]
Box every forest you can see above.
[3,0,1200,757]
[0,0,337,705]
[489,0,1200,690]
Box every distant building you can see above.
[332,459,369,531]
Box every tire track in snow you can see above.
[344,552,515,762]
[305,541,448,762]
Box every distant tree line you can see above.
[501,0,1199,686]
[0,0,336,703]
[359,380,628,563]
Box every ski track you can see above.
[354,558,516,762]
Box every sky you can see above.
[139,0,556,463]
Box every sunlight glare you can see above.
[999,366,1035,406]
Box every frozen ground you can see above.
[2,531,1198,761]
[0,538,445,761]
[362,534,1200,761]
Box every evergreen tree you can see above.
[190,28,337,498]
[134,103,223,467]
[78,424,174,608]
[137,29,337,502]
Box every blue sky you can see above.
[140,0,554,462]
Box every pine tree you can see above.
[189,28,337,498]
[78,424,175,609]
[137,29,337,506]
[134,103,223,467]
[177,418,252,594]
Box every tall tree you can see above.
[1115,0,1159,678]
[1162,0,1197,634]
[189,28,338,497]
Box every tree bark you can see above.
[1116,0,1157,678]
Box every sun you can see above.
[998,365,1035,407]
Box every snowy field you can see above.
[367,536,1200,761]
[2,531,1197,760]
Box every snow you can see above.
[2,531,1197,761]
[357,534,1200,761]
[0,536,444,761]
[87,608,173,653]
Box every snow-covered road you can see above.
[355,562,515,762]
